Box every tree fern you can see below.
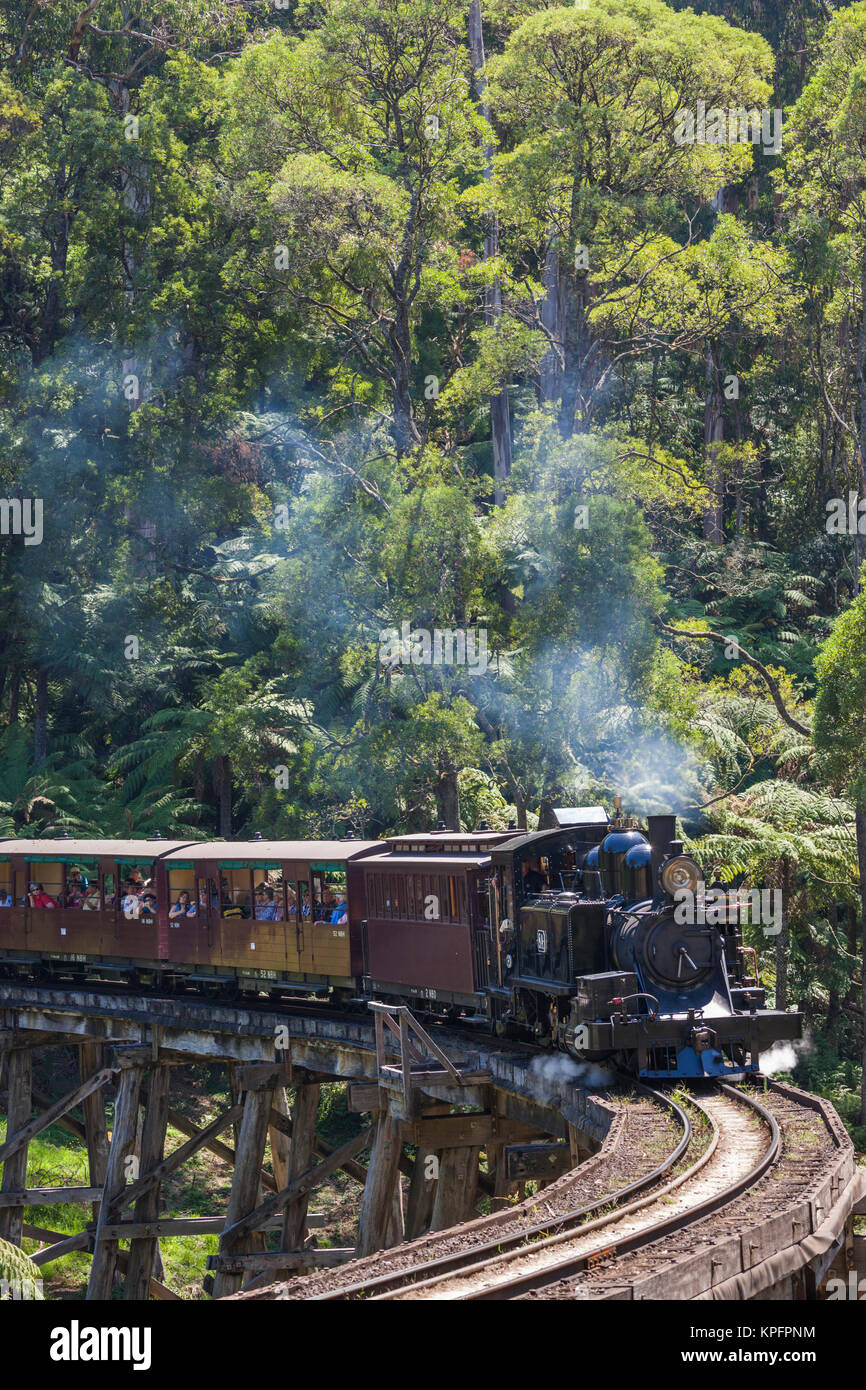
[0,1237,44,1300]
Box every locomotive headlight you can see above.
[660,855,700,897]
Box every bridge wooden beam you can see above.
[0,1066,115,1166]
[430,1145,481,1230]
[211,1085,276,1299]
[356,1112,403,1258]
[125,1061,172,1301]
[0,1046,32,1244]
[221,1126,373,1246]
[87,1061,145,1300]
[281,1081,320,1254]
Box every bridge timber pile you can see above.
[0,982,863,1301]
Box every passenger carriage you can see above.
[0,836,385,994]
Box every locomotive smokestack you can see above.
[647,814,677,887]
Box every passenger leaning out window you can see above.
[28,883,57,908]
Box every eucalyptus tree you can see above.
[814,577,866,1122]
[779,1,866,578]
[219,0,501,455]
[484,0,781,447]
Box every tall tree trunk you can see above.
[7,669,19,726]
[703,342,725,543]
[557,170,591,440]
[856,260,866,589]
[390,295,417,454]
[538,242,562,403]
[855,808,866,1125]
[468,0,512,502]
[774,860,791,1013]
[33,668,48,768]
[435,768,460,830]
[214,755,232,839]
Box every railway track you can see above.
[304,1083,778,1302]
[292,1083,694,1300]
[449,1084,779,1301]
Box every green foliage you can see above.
[0,0,863,1143]
[0,1234,44,1299]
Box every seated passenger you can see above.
[286,887,297,916]
[169,889,195,919]
[254,884,277,920]
[330,894,348,924]
[122,882,142,918]
[67,866,89,893]
[221,881,244,919]
[0,890,12,906]
[82,886,101,910]
[65,882,84,908]
[140,890,157,917]
[28,882,57,908]
[317,887,336,921]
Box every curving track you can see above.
[307,1084,777,1301]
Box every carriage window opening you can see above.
[195,878,213,917]
[168,869,196,920]
[102,872,116,909]
[435,875,444,921]
[30,863,64,906]
[311,871,327,920]
[299,879,312,918]
[217,868,252,917]
[267,871,286,921]
[254,868,286,921]
[65,860,98,910]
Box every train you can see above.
[0,807,801,1080]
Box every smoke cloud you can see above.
[528,1052,615,1097]
[760,1030,812,1076]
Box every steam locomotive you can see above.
[495,811,801,1080]
[0,808,800,1080]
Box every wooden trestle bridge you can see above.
[0,983,863,1301]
